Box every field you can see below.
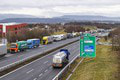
[52,30,66,35]
[99,37,111,43]
[66,45,119,80]
[84,26,97,30]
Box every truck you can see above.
[72,33,77,37]
[42,36,53,45]
[27,39,40,49]
[0,44,7,57]
[52,49,70,68]
[67,33,74,38]
[9,41,28,53]
[60,34,67,40]
[53,34,67,41]
[53,35,62,41]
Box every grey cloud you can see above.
[0,0,120,17]
[0,0,120,8]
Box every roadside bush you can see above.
[64,25,85,33]
[110,28,120,52]
[6,28,50,43]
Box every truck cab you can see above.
[27,39,40,49]
[42,36,53,45]
[10,43,18,53]
[42,37,48,45]
[10,41,28,53]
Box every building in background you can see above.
[0,23,27,34]
[0,23,27,44]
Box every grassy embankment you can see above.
[63,45,119,80]
[99,37,111,43]
[84,26,97,30]
[52,30,67,35]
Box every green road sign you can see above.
[80,34,96,58]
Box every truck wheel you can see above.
[52,66,56,69]
[11,52,15,54]
[18,50,20,52]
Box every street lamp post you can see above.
[2,24,7,45]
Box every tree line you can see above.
[109,27,120,52]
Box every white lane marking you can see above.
[44,61,48,64]
[5,54,13,57]
[0,49,54,79]
[45,70,48,72]
[39,73,43,77]
[0,39,79,79]
[26,69,34,74]
[33,78,37,80]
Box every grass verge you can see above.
[63,45,119,80]
[52,30,66,35]
[99,37,111,43]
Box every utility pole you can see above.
[2,24,7,45]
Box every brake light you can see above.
[59,64,62,67]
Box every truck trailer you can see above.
[0,44,7,57]
[10,41,28,53]
[53,35,62,41]
[27,39,40,49]
[52,49,70,68]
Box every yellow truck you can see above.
[42,36,53,45]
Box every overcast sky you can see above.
[0,0,120,18]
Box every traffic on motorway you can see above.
[0,34,80,73]
[0,33,79,56]
[0,28,111,80]
[0,40,80,80]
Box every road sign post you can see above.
[80,34,96,58]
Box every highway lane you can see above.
[0,41,80,80]
[0,37,79,70]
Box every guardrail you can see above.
[0,39,79,76]
[53,54,83,80]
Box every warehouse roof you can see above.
[0,23,19,26]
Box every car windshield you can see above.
[27,42,32,45]
[10,44,17,48]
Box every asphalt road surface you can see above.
[0,41,80,80]
[0,37,79,70]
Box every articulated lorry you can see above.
[53,35,63,41]
[52,49,70,68]
[10,41,28,53]
[0,44,7,57]
[27,39,40,49]
[42,36,53,45]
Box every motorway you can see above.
[0,41,80,80]
[0,37,79,70]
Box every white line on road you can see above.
[44,61,48,64]
[45,70,48,72]
[39,73,43,77]
[0,39,79,79]
[5,54,13,57]
[26,69,34,74]
[33,78,37,80]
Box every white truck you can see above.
[52,49,70,68]
[0,44,7,57]
[53,34,67,41]
[53,35,63,41]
